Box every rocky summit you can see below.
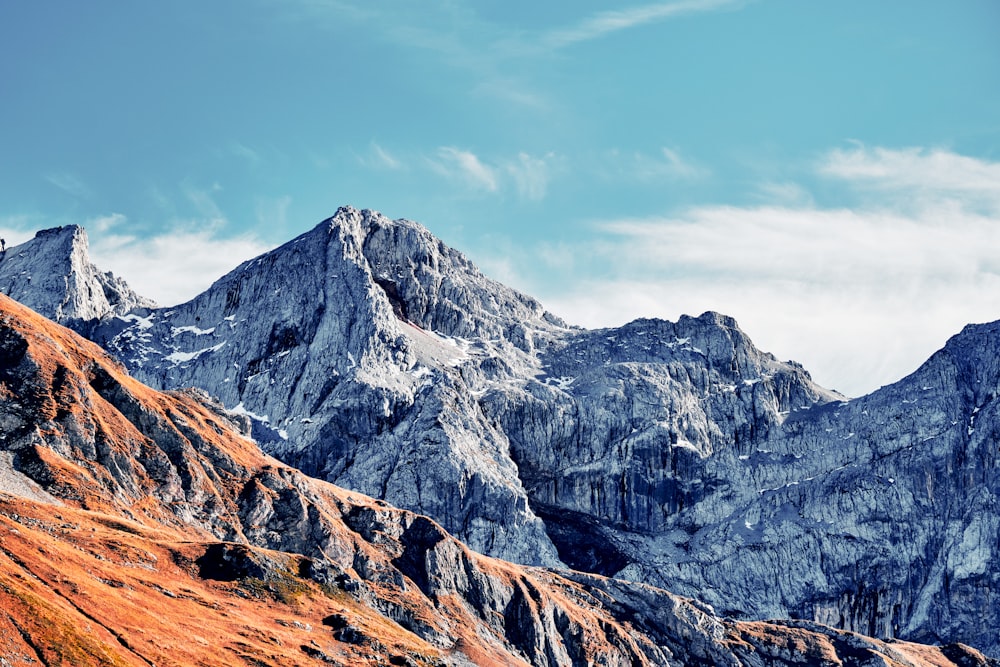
[5,292,987,666]
[4,205,1000,658]
[0,225,154,325]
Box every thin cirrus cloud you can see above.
[603,147,709,182]
[505,152,556,201]
[428,147,557,201]
[44,172,93,199]
[820,144,1000,211]
[181,182,228,229]
[431,147,499,192]
[497,145,1000,398]
[355,141,405,171]
[542,0,745,49]
[230,141,264,166]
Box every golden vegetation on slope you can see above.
[0,496,448,666]
[0,292,994,666]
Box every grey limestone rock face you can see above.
[0,225,155,323]
[8,291,978,666]
[10,206,1000,655]
[91,207,565,567]
[501,315,1000,654]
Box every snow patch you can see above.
[229,402,270,423]
[171,325,215,337]
[545,376,576,390]
[165,342,226,364]
[118,313,154,330]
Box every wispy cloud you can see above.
[255,195,292,229]
[604,147,709,182]
[505,152,556,200]
[471,79,550,110]
[182,182,227,229]
[431,147,499,193]
[820,143,1000,212]
[86,213,127,233]
[44,172,92,199]
[542,0,744,49]
[230,141,263,166]
[275,1,747,111]
[754,181,815,207]
[476,145,1000,398]
[358,141,405,170]
[429,147,560,200]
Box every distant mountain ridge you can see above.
[5,205,1000,655]
[6,291,987,665]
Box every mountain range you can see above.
[1,206,998,663]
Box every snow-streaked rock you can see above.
[91,207,565,567]
[4,290,986,667]
[526,317,1000,653]
[11,206,1000,655]
[0,225,155,323]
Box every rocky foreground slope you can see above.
[4,293,985,666]
[5,208,1000,655]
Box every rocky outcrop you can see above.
[87,208,566,567]
[0,225,155,324]
[485,312,1000,654]
[4,292,981,666]
[85,208,835,574]
[10,207,1000,655]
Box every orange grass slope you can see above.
[0,292,995,667]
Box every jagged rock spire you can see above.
[0,225,155,323]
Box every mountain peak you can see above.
[0,224,154,323]
[8,207,1000,654]
[1,289,975,666]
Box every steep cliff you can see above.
[88,208,565,567]
[4,292,978,666]
[0,225,154,324]
[11,207,1000,655]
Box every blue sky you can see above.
[2,1,999,396]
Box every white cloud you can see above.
[87,213,127,233]
[0,217,35,250]
[543,0,744,49]
[605,147,709,182]
[505,152,555,201]
[231,141,263,166]
[476,146,1000,398]
[90,227,273,307]
[429,148,558,200]
[431,147,499,193]
[820,144,1000,213]
[359,142,404,170]
[44,172,92,199]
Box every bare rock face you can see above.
[89,208,566,567]
[0,225,155,324]
[500,314,1000,654]
[5,291,979,666]
[9,206,1000,656]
